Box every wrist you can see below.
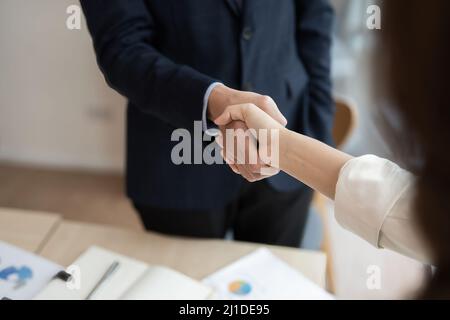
[279,128,295,171]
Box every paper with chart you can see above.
[0,241,61,300]
[203,248,334,300]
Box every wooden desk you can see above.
[0,208,61,252]
[0,208,327,288]
[39,220,327,287]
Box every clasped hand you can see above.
[208,85,287,182]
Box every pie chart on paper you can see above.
[228,280,252,296]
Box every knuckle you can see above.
[258,95,274,108]
[243,103,256,111]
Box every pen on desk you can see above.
[85,261,120,300]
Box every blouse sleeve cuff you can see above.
[334,155,413,248]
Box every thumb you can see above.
[274,109,288,127]
[214,105,247,126]
[263,100,287,126]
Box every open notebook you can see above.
[34,246,212,300]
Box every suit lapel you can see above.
[224,0,240,17]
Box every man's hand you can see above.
[208,84,287,125]
[208,84,286,181]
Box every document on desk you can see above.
[203,248,334,300]
[0,241,62,300]
[34,246,212,300]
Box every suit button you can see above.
[242,27,253,41]
[242,82,253,92]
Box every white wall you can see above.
[0,0,126,172]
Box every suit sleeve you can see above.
[80,0,216,129]
[296,0,335,144]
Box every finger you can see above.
[221,121,267,182]
[250,175,270,182]
[236,164,257,182]
[214,104,251,126]
[259,166,280,176]
[221,122,247,165]
[219,126,239,165]
[238,167,269,182]
[220,148,235,167]
[232,125,258,165]
[258,96,287,126]
[220,149,240,174]
[234,128,268,179]
[270,107,288,127]
[215,134,224,148]
[248,162,279,176]
[228,163,240,174]
[222,137,239,167]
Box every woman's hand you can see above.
[214,104,287,179]
[214,103,353,198]
[214,103,285,133]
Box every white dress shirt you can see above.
[202,82,222,136]
[335,155,430,263]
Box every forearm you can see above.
[280,129,353,199]
[97,42,213,129]
[81,0,215,129]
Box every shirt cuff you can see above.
[202,82,222,137]
[334,155,413,248]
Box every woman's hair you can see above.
[382,0,450,298]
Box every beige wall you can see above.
[0,0,125,172]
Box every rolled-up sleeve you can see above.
[334,155,430,263]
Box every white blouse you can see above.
[334,155,430,263]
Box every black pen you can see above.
[85,261,120,300]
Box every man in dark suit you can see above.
[80,0,334,247]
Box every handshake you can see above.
[208,84,288,182]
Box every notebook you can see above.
[203,248,334,300]
[34,246,212,300]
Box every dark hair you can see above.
[382,0,450,298]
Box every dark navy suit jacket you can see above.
[80,0,335,210]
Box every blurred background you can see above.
[0,0,428,299]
